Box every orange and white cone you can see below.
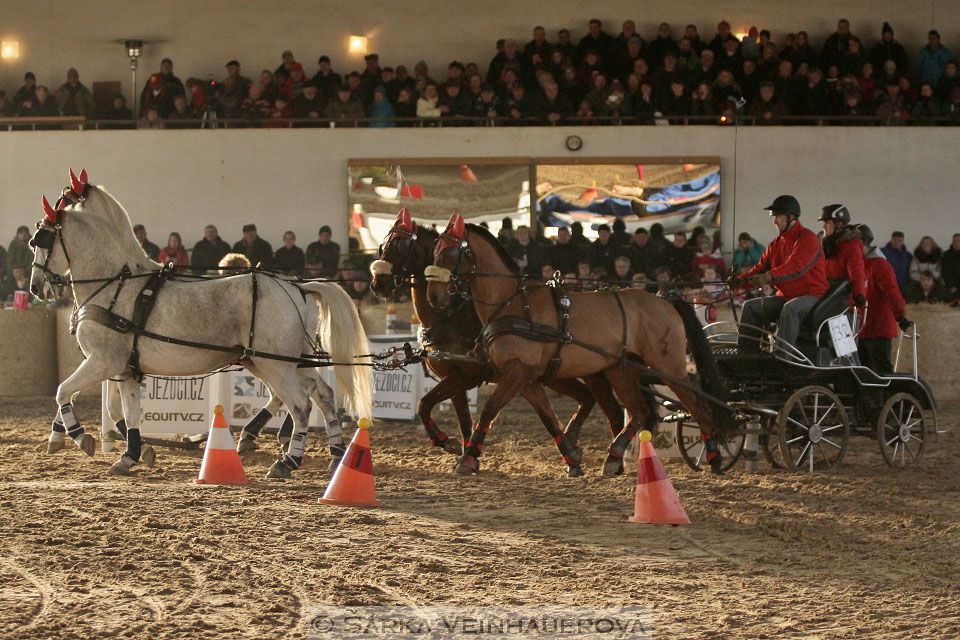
[192,405,252,485]
[318,419,381,507]
[629,430,690,525]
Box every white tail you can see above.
[297,282,373,423]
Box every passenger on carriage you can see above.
[818,204,867,310]
[731,194,829,354]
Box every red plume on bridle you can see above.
[394,207,416,233]
[69,168,88,196]
[41,195,57,222]
[434,213,466,256]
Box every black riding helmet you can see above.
[818,203,851,224]
[763,194,801,217]
[854,223,874,248]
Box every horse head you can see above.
[427,213,472,308]
[370,207,434,298]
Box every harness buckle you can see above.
[242,348,256,357]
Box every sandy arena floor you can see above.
[0,393,957,639]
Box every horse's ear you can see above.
[41,195,57,221]
[78,169,88,184]
[69,168,84,194]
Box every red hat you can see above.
[149,74,162,86]
[289,62,304,73]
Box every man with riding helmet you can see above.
[819,203,867,310]
[732,195,829,353]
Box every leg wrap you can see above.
[241,408,272,438]
[607,427,635,459]
[115,419,128,441]
[51,419,66,434]
[701,432,720,462]
[281,431,306,470]
[60,404,84,440]
[121,428,142,467]
[464,423,489,457]
[277,414,294,442]
[325,417,343,447]
[423,418,450,447]
[554,434,582,466]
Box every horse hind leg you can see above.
[417,374,474,455]
[601,368,655,478]
[305,371,347,471]
[103,380,155,469]
[236,363,284,455]
[546,377,595,449]
[258,364,313,480]
[107,378,150,476]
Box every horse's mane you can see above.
[86,186,158,271]
[464,223,519,274]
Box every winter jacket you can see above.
[191,237,231,272]
[880,242,912,288]
[909,246,942,283]
[861,248,905,339]
[366,99,395,127]
[917,44,953,85]
[733,240,765,271]
[274,245,306,274]
[157,247,189,271]
[233,237,274,269]
[905,281,948,304]
[822,227,867,302]
[941,247,960,296]
[6,238,33,271]
[743,220,828,299]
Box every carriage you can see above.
[670,281,940,474]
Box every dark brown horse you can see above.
[370,209,623,475]
[427,214,735,476]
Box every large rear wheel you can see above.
[777,385,849,473]
[877,392,925,467]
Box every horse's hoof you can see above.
[710,463,726,477]
[327,457,343,472]
[47,433,65,454]
[236,436,258,456]
[107,459,133,477]
[141,446,157,469]
[601,456,624,478]
[453,455,479,475]
[567,465,585,478]
[77,433,96,457]
[266,460,292,480]
[441,438,463,456]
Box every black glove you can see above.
[853,294,867,308]
[897,316,911,332]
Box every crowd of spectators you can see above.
[4,18,960,128]
[3,217,959,309]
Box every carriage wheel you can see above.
[777,385,849,473]
[676,420,745,472]
[877,392,926,468]
[760,418,786,469]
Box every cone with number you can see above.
[318,419,382,507]
[192,405,252,485]
[629,430,690,525]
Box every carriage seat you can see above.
[796,279,851,361]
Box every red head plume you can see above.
[395,207,414,232]
[434,213,466,257]
[41,195,57,222]
[69,168,87,195]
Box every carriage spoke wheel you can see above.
[760,418,786,469]
[777,385,849,473]
[676,420,745,472]
[877,392,925,468]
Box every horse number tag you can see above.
[828,316,857,357]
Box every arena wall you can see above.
[1,1,958,101]
[1,126,958,254]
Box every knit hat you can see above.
[882,22,893,35]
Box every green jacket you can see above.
[56,82,94,118]
[7,238,32,271]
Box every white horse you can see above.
[29,170,372,478]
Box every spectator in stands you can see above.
[587,224,616,273]
[857,62,878,106]
[617,36,648,83]
[220,60,252,119]
[506,225,543,277]
[535,81,573,125]
[365,85,394,127]
[625,227,652,276]
[323,84,363,124]
[263,95,293,128]
[795,67,830,115]
[935,59,960,107]
[141,74,173,119]
[648,23,678,71]
[100,95,134,127]
[0,267,30,301]
[0,91,14,117]
[239,84,267,125]
[273,231,305,275]
[502,84,533,123]
[6,226,32,272]
[917,30,952,86]
[13,72,38,109]
[912,82,942,120]
[820,19,853,72]
[749,81,788,123]
[707,21,733,58]
[690,82,720,119]
[556,29,576,63]
[488,38,522,86]
[416,82,443,121]
[871,23,909,77]
[633,81,657,123]
[305,225,340,278]
[274,50,296,78]
[659,79,691,119]
[578,72,611,119]
[498,217,515,244]
[312,56,341,101]
[610,218,630,248]
[524,26,552,70]
[653,266,674,294]
[691,49,718,86]
[165,94,196,128]
[757,43,780,82]
[393,87,417,124]
[876,81,911,120]
[56,68,93,118]
[439,82,472,122]
[666,232,695,277]
[290,80,324,126]
[881,231,912,291]
[611,255,632,286]
[716,35,742,75]
[132,224,160,260]
[577,19,615,68]
[939,232,960,301]
[158,232,189,271]
[191,225,230,272]
[733,232,764,272]
[740,27,761,62]
[691,233,726,276]
[360,54,383,100]
[906,270,947,304]
[676,38,699,75]
[233,224,273,268]
[909,235,942,284]
[546,226,580,275]
[19,85,59,121]
[218,252,250,275]
[839,37,865,78]
[257,70,279,105]
[0,241,8,289]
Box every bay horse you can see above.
[29,169,372,479]
[369,209,623,475]
[427,214,735,476]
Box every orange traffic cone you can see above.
[191,405,252,485]
[629,430,690,525]
[459,164,478,182]
[318,419,382,507]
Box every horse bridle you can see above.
[378,224,425,287]
[30,186,89,286]
[430,229,478,300]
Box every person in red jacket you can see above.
[732,195,829,353]
[853,224,910,374]
[819,204,867,309]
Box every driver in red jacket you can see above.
[733,195,829,353]
[854,224,911,374]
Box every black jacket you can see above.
[233,237,274,268]
[191,237,231,272]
